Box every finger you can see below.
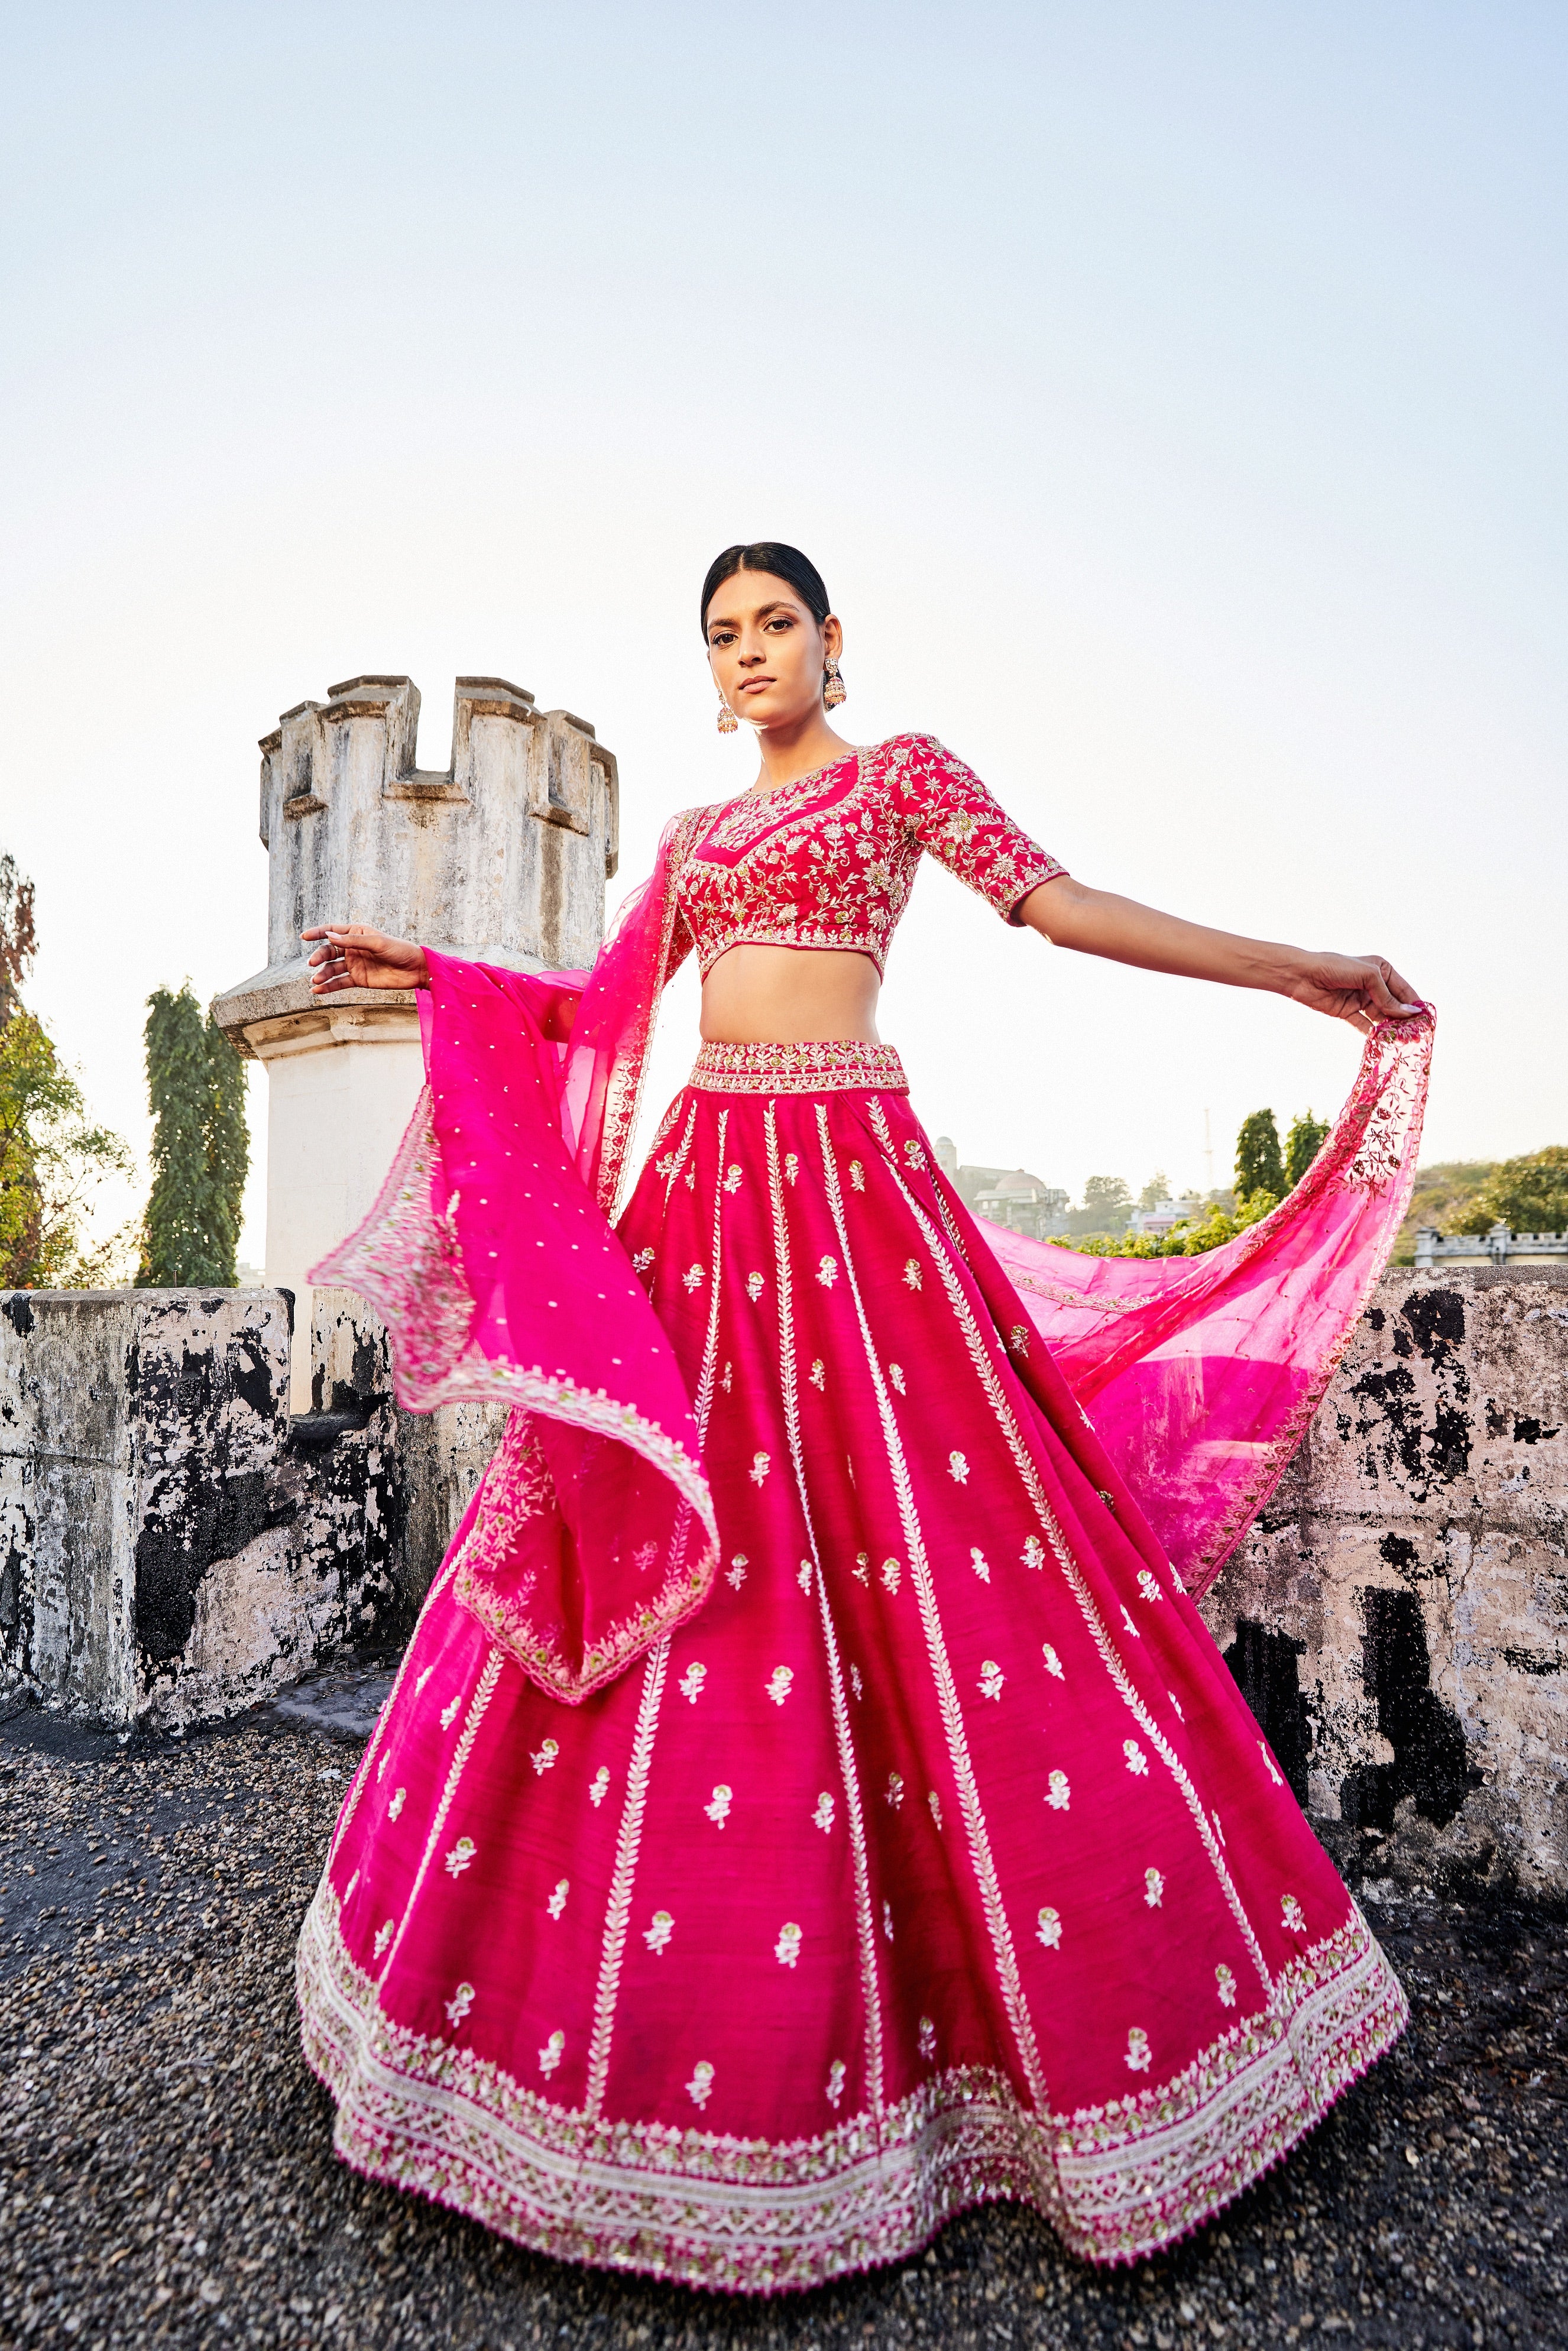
[1366,959,1421,1016]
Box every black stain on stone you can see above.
[1378,1531,1418,1578]
[1339,1586,1473,1833]
[1365,1306,1385,1332]
[1223,1620,1310,1805]
[1512,1415,1559,1445]
[1485,1400,1509,1438]
[134,1469,295,1665]
[1,1294,35,1337]
[1402,1287,1466,1356]
[1499,1645,1563,1676]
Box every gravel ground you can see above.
[1,1686,1563,2351]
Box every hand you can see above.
[1282,952,1423,1034]
[302,925,430,994]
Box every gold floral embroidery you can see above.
[918,2017,937,2060]
[682,1262,705,1293]
[765,1666,794,1706]
[928,1791,942,1829]
[903,1258,922,1289]
[886,1772,905,1811]
[444,1838,477,1878]
[445,1982,475,2028]
[1216,1965,1237,2007]
[1008,1324,1030,1357]
[850,1664,864,1699]
[825,2059,846,2108]
[547,1879,569,1920]
[797,1561,814,1594]
[1123,1740,1150,1777]
[812,1792,836,1833]
[388,1787,406,1821]
[889,1362,906,1393]
[809,1359,825,1388]
[1036,1907,1062,1951]
[853,1553,870,1584]
[1136,1571,1164,1604]
[749,1450,771,1485]
[1041,1643,1064,1679]
[643,1909,674,1955]
[723,1164,743,1193]
[1047,1770,1071,1811]
[589,1767,610,1808]
[1282,1895,1307,1934]
[1125,2027,1152,2074]
[725,1556,748,1590]
[685,2061,715,2109]
[705,1784,733,1828]
[775,1921,803,1968]
[816,1255,839,1287]
[632,1246,655,1274]
[720,1361,733,1393]
[678,1662,707,1704]
[849,1160,866,1190]
[785,1151,799,1184]
[373,1918,394,1958]
[978,1659,1005,1701]
[1145,1868,1165,1909]
[882,1902,895,1942]
[746,1271,765,1303]
[1022,1537,1045,1571]
[948,1451,970,1482]
[880,1557,902,1595]
[530,1738,560,1775]
[538,2029,565,2077]
[440,1697,461,1730]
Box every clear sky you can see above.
[3,3,1564,1261]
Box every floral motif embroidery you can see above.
[1036,1906,1062,1950]
[444,1837,477,1878]
[1123,1740,1150,1777]
[701,1782,735,1829]
[440,1697,461,1730]
[928,1790,942,1829]
[765,1666,794,1706]
[746,1271,765,1303]
[632,1247,655,1273]
[682,1263,705,1293]
[948,1450,969,1482]
[1022,1537,1045,1571]
[723,1164,743,1193]
[853,1553,869,1583]
[725,1553,749,1589]
[825,2059,846,2109]
[546,1878,569,1921]
[816,1255,839,1287]
[377,1751,389,1780]
[1008,1324,1031,1357]
[886,1772,905,1811]
[918,2016,937,2061]
[775,1921,803,1968]
[1216,1964,1237,2008]
[903,1259,922,1289]
[720,1360,733,1393]
[809,1359,825,1388]
[643,1909,674,1955]
[685,2060,715,2109]
[812,1792,836,1833]
[538,2028,565,2077]
[589,1767,610,1807]
[882,1902,895,1942]
[1281,1894,1307,1934]
[1136,1570,1165,1604]
[970,1547,990,1582]
[889,1362,906,1394]
[1125,2027,1152,2074]
[388,1787,406,1821]
[849,1160,866,1190]
[1144,1867,1165,1909]
[678,1662,707,1704]
[374,1918,394,1959]
[531,1739,560,1775]
[749,1449,771,1486]
[797,1561,813,1593]
[1041,1643,1064,1679]
[903,1140,925,1170]
[1258,1741,1285,1787]
[1120,1606,1142,1640]
[850,1664,864,1699]
[446,1982,475,2028]
[414,1665,433,1696]
[784,1151,799,1184]
[1046,1770,1071,1811]
[880,1556,902,1595]
[978,1659,1005,1701]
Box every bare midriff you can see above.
[698,944,882,1045]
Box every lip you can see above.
[739,677,775,695]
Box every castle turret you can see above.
[213,673,617,1405]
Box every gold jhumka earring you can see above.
[715,688,738,734]
[823,658,846,709]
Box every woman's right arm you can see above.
[303,925,430,994]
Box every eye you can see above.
[763,615,796,633]
[708,629,736,648]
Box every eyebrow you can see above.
[707,598,799,631]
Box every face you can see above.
[705,571,843,730]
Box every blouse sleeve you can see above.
[889,734,1067,924]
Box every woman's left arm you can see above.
[1018,876,1421,1037]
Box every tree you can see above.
[1457,1146,1568,1236]
[1284,1110,1329,1190]
[137,986,251,1286]
[1137,1170,1171,1212]
[1235,1110,1285,1200]
[0,1008,133,1286]
[0,853,36,1027]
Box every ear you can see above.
[821,613,843,662]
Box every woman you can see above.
[296,543,1430,2291]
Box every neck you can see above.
[749,709,855,792]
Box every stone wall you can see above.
[0,1286,501,1730]
[1203,1265,1567,1900]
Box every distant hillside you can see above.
[1390,1161,1497,1264]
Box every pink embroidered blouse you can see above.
[668,733,1067,981]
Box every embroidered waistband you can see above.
[689,1039,909,1095]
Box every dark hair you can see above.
[700,542,831,637]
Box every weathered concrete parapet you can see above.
[1202,1265,1567,1900]
[212,672,616,1407]
[0,1286,503,1730]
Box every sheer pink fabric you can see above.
[976,1009,1433,1599]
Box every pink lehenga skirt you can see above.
[296,1040,1406,2290]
